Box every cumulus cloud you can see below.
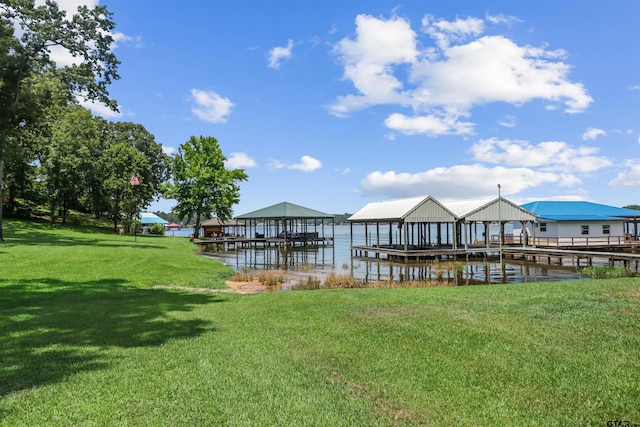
[609,160,640,187]
[190,89,234,123]
[384,112,474,136]
[268,39,294,69]
[225,152,257,169]
[359,136,615,200]
[470,138,612,173]
[581,127,606,140]
[330,14,593,136]
[289,155,322,172]
[361,165,569,199]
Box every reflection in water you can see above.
[201,225,640,287]
[204,244,588,287]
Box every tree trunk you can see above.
[49,201,56,225]
[0,156,4,242]
[194,212,202,239]
[62,199,67,224]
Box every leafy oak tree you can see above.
[101,121,170,231]
[41,104,98,224]
[0,0,119,241]
[164,136,247,239]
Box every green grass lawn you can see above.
[1,219,639,426]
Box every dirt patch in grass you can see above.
[153,280,268,294]
[225,280,269,294]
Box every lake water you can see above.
[170,225,597,286]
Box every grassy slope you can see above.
[1,220,639,426]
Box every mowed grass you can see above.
[1,220,639,426]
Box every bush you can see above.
[150,223,165,235]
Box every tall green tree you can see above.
[0,0,119,241]
[40,104,98,224]
[164,136,248,239]
[101,122,170,231]
[3,74,72,216]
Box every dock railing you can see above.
[512,235,632,247]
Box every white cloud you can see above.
[609,160,640,187]
[268,159,286,170]
[485,13,522,26]
[470,138,612,173]
[581,127,606,140]
[162,145,176,155]
[289,155,322,172]
[268,39,294,69]
[330,14,593,136]
[361,164,568,199]
[190,89,235,123]
[384,112,474,136]
[329,14,418,116]
[112,31,143,49]
[422,15,485,50]
[78,97,122,119]
[359,136,614,201]
[498,115,517,128]
[225,152,257,169]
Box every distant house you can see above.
[139,212,168,234]
[514,201,640,247]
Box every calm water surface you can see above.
[176,225,597,286]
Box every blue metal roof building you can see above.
[521,201,640,222]
[139,212,168,225]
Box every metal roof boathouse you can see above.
[348,195,537,261]
[235,201,335,247]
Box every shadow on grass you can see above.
[0,278,224,397]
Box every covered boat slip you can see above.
[348,196,537,261]
[232,201,335,248]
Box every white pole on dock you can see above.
[498,184,503,266]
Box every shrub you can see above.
[293,276,322,291]
[258,270,284,287]
[150,223,165,235]
[232,269,255,282]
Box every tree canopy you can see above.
[0,0,120,240]
[163,135,247,239]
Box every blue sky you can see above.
[54,1,640,216]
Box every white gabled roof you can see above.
[443,197,536,222]
[442,197,494,218]
[349,196,537,223]
[348,195,456,223]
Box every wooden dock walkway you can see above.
[350,243,640,271]
[502,246,640,269]
[195,236,333,251]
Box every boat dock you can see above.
[195,235,333,252]
[502,246,640,269]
